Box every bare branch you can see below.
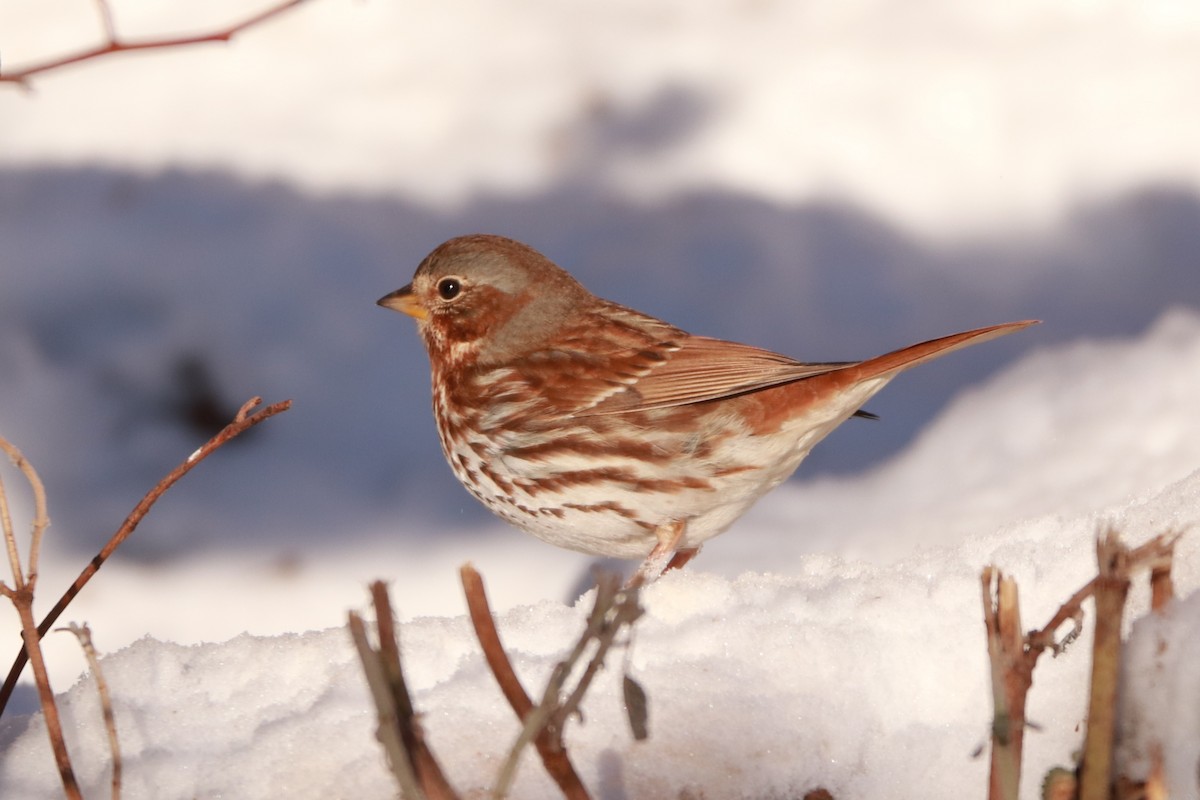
[0,437,51,589]
[60,623,121,800]
[460,565,535,719]
[459,564,591,800]
[0,397,292,719]
[0,441,79,796]
[349,611,429,800]
[348,606,427,800]
[0,0,316,88]
[369,582,458,799]
[93,0,118,43]
[0,469,22,595]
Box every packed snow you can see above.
[1,0,1199,797]
[0,311,1196,799]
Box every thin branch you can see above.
[60,623,121,800]
[459,565,591,800]
[0,437,51,590]
[369,581,458,799]
[0,470,22,595]
[1027,577,1095,656]
[549,575,643,736]
[460,565,535,719]
[0,396,292,719]
[1025,532,1182,657]
[16,593,80,798]
[0,0,315,88]
[93,0,118,43]
[0,445,79,797]
[349,611,428,800]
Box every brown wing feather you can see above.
[490,300,848,419]
[579,336,853,415]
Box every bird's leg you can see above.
[628,520,687,588]
[664,547,700,572]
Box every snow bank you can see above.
[0,308,1197,798]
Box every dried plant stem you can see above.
[981,568,1029,800]
[349,611,422,800]
[368,581,456,799]
[1079,530,1131,800]
[0,438,50,585]
[60,623,121,800]
[16,594,80,798]
[0,397,291,719]
[981,530,1181,800]
[0,0,315,87]
[1148,537,1177,613]
[0,440,79,799]
[459,565,591,800]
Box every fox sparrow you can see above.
[379,234,1035,581]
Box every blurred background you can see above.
[1,0,1199,672]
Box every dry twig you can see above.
[981,529,1182,800]
[349,582,458,800]
[0,438,80,799]
[60,623,122,800]
[0,0,315,88]
[1079,530,1131,800]
[0,396,291,718]
[461,564,644,800]
[981,567,1028,800]
[461,565,591,799]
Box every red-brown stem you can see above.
[459,564,590,799]
[368,582,457,800]
[0,0,314,87]
[459,565,535,719]
[0,397,291,718]
[17,591,80,799]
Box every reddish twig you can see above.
[0,396,291,719]
[0,437,50,586]
[371,581,457,799]
[459,564,591,799]
[350,583,459,800]
[460,565,536,719]
[980,530,1183,800]
[0,0,315,88]
[348,611,426,800]
[0,439,80,798]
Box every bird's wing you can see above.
[573,335,853,416]
[485,301,851,419]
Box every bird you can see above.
[378,234,1036,583]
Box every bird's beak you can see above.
[376,284,428,321]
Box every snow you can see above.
[0,310,1197,798]
[1119,591,1200,790]
[1,0,1199,796]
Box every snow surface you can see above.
[1,310,1197,799]
[1,0,1199,796]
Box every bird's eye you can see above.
[436,277,462,301]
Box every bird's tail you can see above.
[842,320,1039,383]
